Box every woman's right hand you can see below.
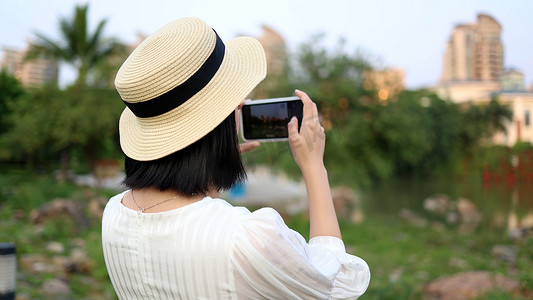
[288,90,326,173]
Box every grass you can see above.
[331,216,533,299]
[1,167,532,299]
[0,168,117,299]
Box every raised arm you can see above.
[287,89,341,239]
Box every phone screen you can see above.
[241,98,303,141]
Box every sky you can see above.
[1,0,532,89]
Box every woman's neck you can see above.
[121,188,218,213]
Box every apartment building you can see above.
[1,45,58,87]
[441,14,504,82]
[436,13,532,146]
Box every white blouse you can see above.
[102,191,370,299]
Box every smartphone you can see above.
[240,96,303,142]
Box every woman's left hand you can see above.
[237,99,260,153]
[239,141,260,153]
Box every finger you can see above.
[239,141,260,153]
[295,89,318,120]
[288,116,299,137]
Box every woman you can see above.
[102,17,370,299]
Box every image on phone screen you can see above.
[241,97,303,142]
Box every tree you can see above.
[484,96,513,138]
[25,4,126,89]
[245,35,516,187]
[244,35,378,185]
[19,4,127,178]
[0,71,25,135]
[0,71,26,160]
[1,85,124,172]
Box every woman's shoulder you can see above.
[104,190,128,209]
[207,197,253,217]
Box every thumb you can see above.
[239,141,260,153]
[288,116,299,137]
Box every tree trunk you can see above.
[58,146,71,182]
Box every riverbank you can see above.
[0,168,531,299]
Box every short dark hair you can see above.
[123,112,246,196]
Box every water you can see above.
[360,177,533,234]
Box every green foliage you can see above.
[1,3,127,176]
[0,9,518,185]
[0,71,25,135]
[0,168,117,299]
[249,35,516,187]
[25,4,127,88]
[0,85,124,167]
[2,169,531,299]
[326,215,533,300]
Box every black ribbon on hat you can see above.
[123,30,226,118]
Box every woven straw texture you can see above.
[115,17,267,161]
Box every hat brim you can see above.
[119,36,267,161]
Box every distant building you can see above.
[1,48,22,77]
[1,45,58,87]
[436,13,532,146]
[501,69,526,92]
[435,81,501,103]
[435,75,533,146]
[490,92,533,146]
[256,25,287,76]
[363,68,405,103]
[250,25,288,99]
[441,14,504,82]
[435,14,533,146]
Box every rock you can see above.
[69,248,92,273]
[19,254,58,274]
[491,245,517,263]
[456,198,482,233]
[46,241,64,254]
[331,186,360,220]
[51,256,73,273]
[399,208,428,227]
[423,194,451,214]
[508,211,533,240]
[457,198,482,224]
[88,197,107,219]
[68,238,86,248]
[14,293,30,300]
[41,278,71,298]
[446,211,459,224]
[422,271,520,300]
[29,198,90,231]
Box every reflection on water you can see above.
[508,189,533,239]
[360,178,533,237]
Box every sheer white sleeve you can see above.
[230,207,370,299]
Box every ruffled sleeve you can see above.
[230,207,370,299]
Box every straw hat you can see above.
[115,17,267,161]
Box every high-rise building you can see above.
[1,45,58,87]
[441,14,503,82]
[436,14,533,146]
[256,25,287,76]
[249,25,288,99]
[1,48,23,78]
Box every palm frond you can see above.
[25,32,69,62]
